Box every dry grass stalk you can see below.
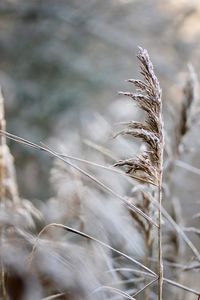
[0,89,42,228]
[0,88,25,211]
[176,64,200,154]
[115,47,164,299]
[0,89,42,299]
[165,65,200,265]
[168,65,200,299]
[182,64,200,134]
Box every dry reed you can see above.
[115,47,164,299]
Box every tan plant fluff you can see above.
[115,47,164,299]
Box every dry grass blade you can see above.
[42,293,65,300]
[182,227,200,236]
[84,138,116,160]
[162,204,200,261]
[163,278,200,296]
[133,277,158,297]
[28,222,157,276]
[0,130,158,227]
[107,268,155,279]
[106,268,200,297]
[175,159,200,176]
[92,286,136,300]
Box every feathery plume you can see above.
[115,47,164,299]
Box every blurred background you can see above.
[1,0,200,200]
[1,1,200,298]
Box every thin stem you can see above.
[106,267,156,278]
[158,118,164,300]
[158,177,163,300]
[42,293,65,300]
[92,286,136,300]
[146,192,200,261]
[133,277,158,297]
[175,159,200,176]
[164,278,200,296]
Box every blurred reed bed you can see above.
[0,48,200,300]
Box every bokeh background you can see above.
[1,1,200,298]
[1,0,200,200]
